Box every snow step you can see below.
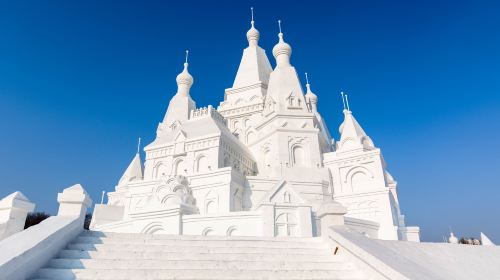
[30,230,368,280]
[48,258,355,270]
[72,236,326,248]
[66,243,330,254]
[35,268,367,280]
[58,249,344,262]
[80,231,321,242]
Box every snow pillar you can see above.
[317,200,347,236]
[0,192,35,240]
[57,184,92,219]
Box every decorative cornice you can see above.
[224,82,268,95]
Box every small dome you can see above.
[246,21,260,45]
[272,33,292,59]
[305,84,318,102]
[448,232,459,244]
[176,63,193,87]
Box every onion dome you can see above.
[305,84,318,101]
[176,63,193,87]
[272,21,292,67]
[246,20,260,46]
[176,51,193,96]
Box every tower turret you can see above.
[230,9,273,89]
[272,20,292,68]
[337,94,375,153]
[117,139,144,187]
[162,51,196,124]
[304,73,318,112]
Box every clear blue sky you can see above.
[1,0,499,242]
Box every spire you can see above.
[448,232,459,244]
[337,94,375,152]
[118,149,144,186]
[176,50,194,96]
[232,11,273,88]
[272,20,292,68]
[246,7,260,46]
[481,232,496,246]
[162,51,197,124]
[304,72,318,112]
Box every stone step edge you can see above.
[68,242,327,249]
[49,258,347,265]
[36,267,363,273]
[80,232,323,242]
[74,237,324,244]
[57,251,339,259]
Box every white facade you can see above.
[90,18,419,241]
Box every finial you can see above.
[345,94,351,111]
[251,7,254,25]
[305,72,310,85]
[278,20,282,34]
[136,137,141,154]
[185,50,189,64]
[101,191,106,204]
[341,92,346,110]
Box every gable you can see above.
[174,130,187,142]
[255,180,306,208]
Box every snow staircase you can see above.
[30,230,367,280]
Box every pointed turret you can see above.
[118,152,143,186]
[337,95,375,152]
[232,9,273,89]
[304,73,333,148]
[481,232,496,246]
[163,51,196,124]
[304,73,318,112]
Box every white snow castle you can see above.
[90,18,420,242]
[3,13,500,280]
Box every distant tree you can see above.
[458,237,481,245]
[24,212,51,229]
[84,213,92,230]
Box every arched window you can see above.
[205,190,218,215]
[154,162,167,178]
[275,213,297,237]
[173,159,185,175]
[196,155,208,173]
[202,228,214,236]
[205,200,216,214]
[292,146,305,166]
[345,166,375,193]
[142,222,167,235]
[226,226,238,236]
[351,171,371,192]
